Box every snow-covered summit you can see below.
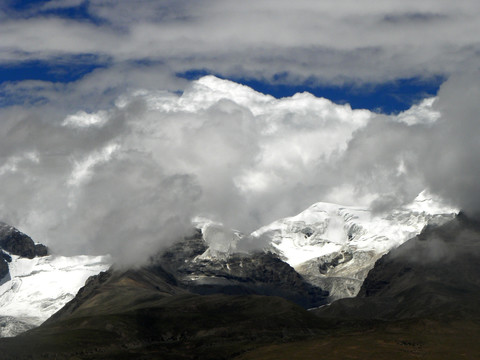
[247,191,457,300]
[252,191,456,267]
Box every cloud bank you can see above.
[1,73,478,264]
[2,1,480,263]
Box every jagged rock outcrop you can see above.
[34,243,48,257]
[296,250,381,301]
[0,251,10,281]
[0,222,49,285]
[0,222,48,258]
[156,230,329,308]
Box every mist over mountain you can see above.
[0,188,456,341]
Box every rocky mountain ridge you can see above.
[156,229,328,308]
[313,212,480,321]
[0,222,47,281]
[199,191,456,300]
[1,214,479,359]
[0,191,456,338]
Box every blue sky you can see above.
[0,58,442,113]
[2,1,478,113]
[178,69,444,113]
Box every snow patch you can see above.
[252,190,457,267]
[0,254,111,337]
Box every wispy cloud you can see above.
[0,1,479,86]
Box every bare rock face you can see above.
[156,229,329,309]
[0,222,48,259]
[0,222,49,288]
[34,243,48,257]
[0,252,10,281]
[296,250,382,301]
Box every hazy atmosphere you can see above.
[1,1,480,264]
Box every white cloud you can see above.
[68,142,118,187]
[62,110,109,128]
[0,76,424,262]
[0,73,479,263]
[0,152,39,176]
[396,97,441,125]
[2,2,480,265]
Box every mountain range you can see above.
[1,193,476,359]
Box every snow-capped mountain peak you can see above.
[252,191,456,268]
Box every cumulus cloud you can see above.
[1,2,480,266]
[1,72,480,264]
[0,76,373,263]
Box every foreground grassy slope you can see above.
[0,294,322,359]
[0,262,324,360]
[235,317,480,360]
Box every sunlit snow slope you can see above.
[0,254,110,337]
[252,191,456,300]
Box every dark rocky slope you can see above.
[0,261,323,359]
[313,212,480,321]
[157,229,328,308]
[237,214,480,359]
[0,222,47,259]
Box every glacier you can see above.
[252,190,456,300]
[0,254,110,337]
[195,191,456,301]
